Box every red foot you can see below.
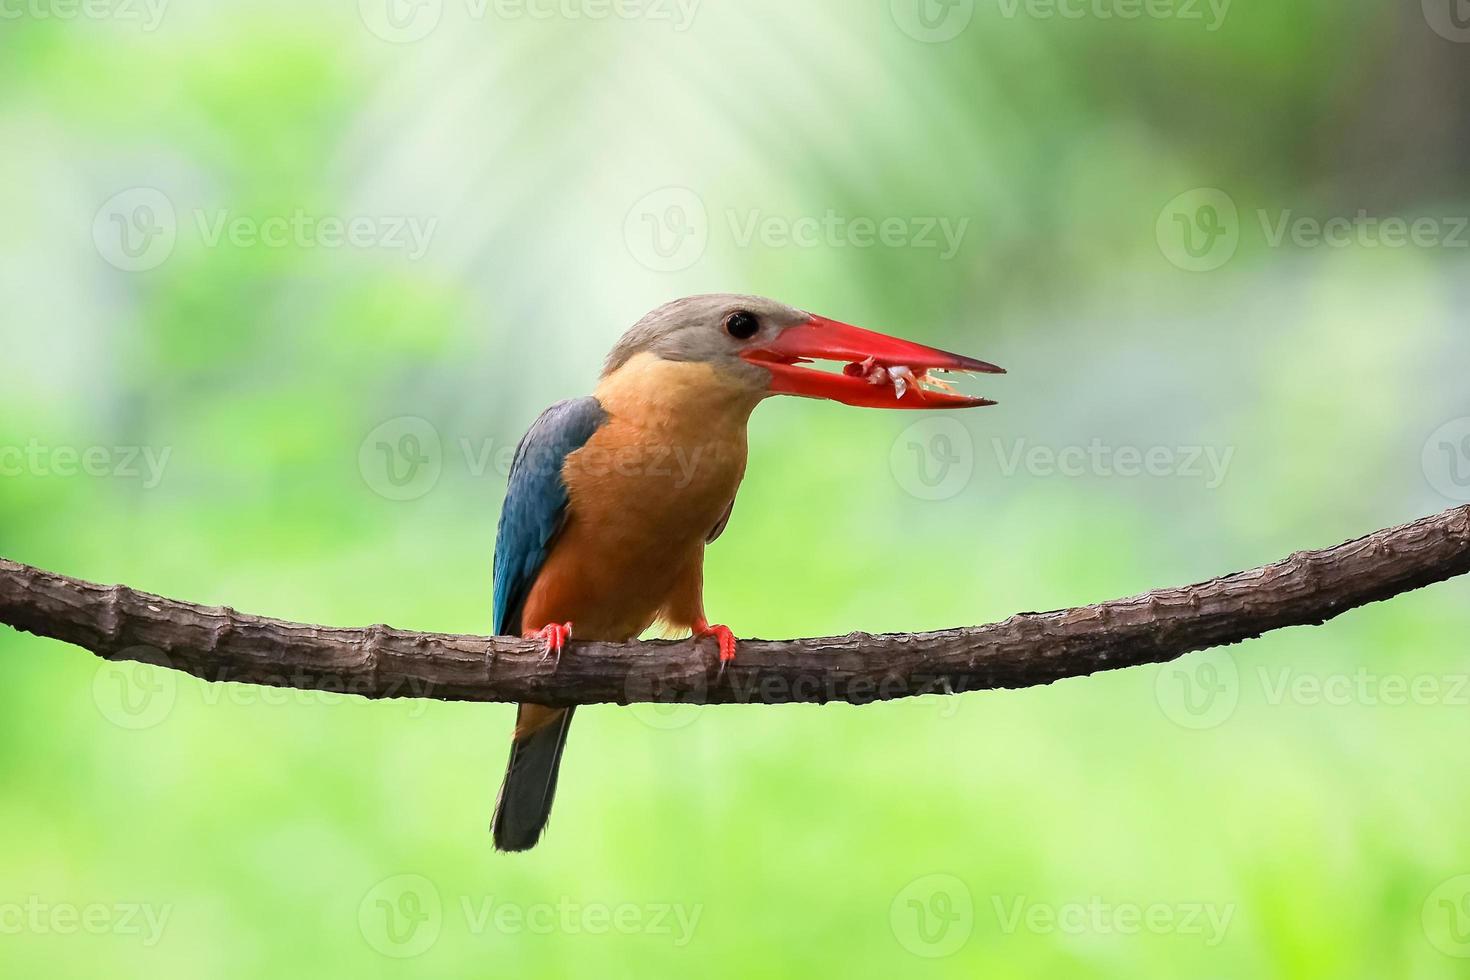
[693,619,738,670]
[525,622,573,663]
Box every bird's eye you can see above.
[725,311,760,340]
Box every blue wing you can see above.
[492,397,608,636]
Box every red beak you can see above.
[741,314,1004,409]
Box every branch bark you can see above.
[2,504,1468,707]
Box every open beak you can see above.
[740,314,1004,409]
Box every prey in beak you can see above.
[741,314,1004,409]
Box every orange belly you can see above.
[519,354,759,641]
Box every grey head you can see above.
[602,294,811,379]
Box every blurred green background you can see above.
[4,0,1470,976]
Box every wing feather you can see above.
[491,397,608,635]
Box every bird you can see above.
[489,294,1003,851]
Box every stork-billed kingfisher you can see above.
[490,294,1003,851]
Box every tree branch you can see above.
[2,504,1468,707]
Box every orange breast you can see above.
[519,354,761,641]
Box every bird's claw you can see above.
[525,622,573,664]
[694,622,737,675]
